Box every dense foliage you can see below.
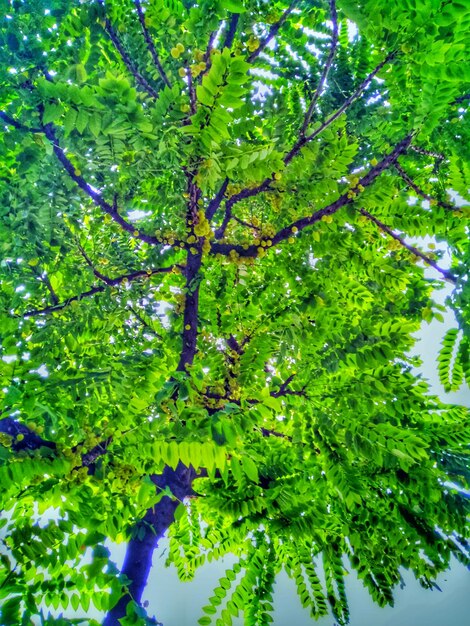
[0,0,469,624]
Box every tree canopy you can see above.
[0,0,469,625]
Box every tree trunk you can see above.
[103,463,196,626]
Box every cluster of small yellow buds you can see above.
[190,62,207,78]
[227,183,242,195]
[0,432,13,447]
[171,43,185,59]
[247,35,260,52]
[347,190,357,199]
[175,293,186,315]
[321,214,334,224]
[229,249,240,261]
[202,239,211,254]
[193,210,212,238]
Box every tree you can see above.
[0,0,469,624]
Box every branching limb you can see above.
[76,241,114,285]
[187,65,197,115]
[301,0,338,136]
[395,163,457,211]
[134,0,171,88]
[286,50,396,164]
[359,208,456,283]
[218,51,397,230]
[22,265,176,317]
[42,124,169,247]
[210,133,413,257]
[97,0,158,98]
[247,1,299,63]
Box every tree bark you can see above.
[103,463,196,626]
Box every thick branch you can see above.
[0,111,42,133]
[223,14,240,50]
[103,463,196,626]
[359,208,456,283]
[42,124,166,247]
[22,265,176,317]
[134,0,171,88]
[0,417,110,467]
[301,0,338,136]
[395,163,456,211]
[97,0,158,98]
[177,251,203,371]
[206,177,229,221]
[247,1,298,63]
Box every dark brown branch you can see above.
[453,94,470,104]
[247,1,298,63]
[215,179,273,238]
[0,417,110,468]
[394,163,457,211]
[0,111,42,134]
[128,305,163,340]
[42,124,168,247]
[97,0,158,98]
[223,14,240,50]
[210,134,412,256]
[410,145,445,160]
[359,208,456,283]
[206,177,229,221]
[187,65,197,115]
[103,464,196,626]
[134,0,171,88]
[21,265,176,317]
[40,273,59,305]
[301,0,338,136]
[176,251,203,372]
[286,50,396,164]
[218,51,397,233]
[76,241,114,285]
[226,334,243,355]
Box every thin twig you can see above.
[410,145,445,161]
[76,241,114,285]
[247,1,299,62]
[21,265,177,317]
[301,0,338,136]
[134,0,171,88]
[395,163,456,211]
[286,50,396,164]
[97,0,158,98]
[359,208,456,283]
[42,123,171,247]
